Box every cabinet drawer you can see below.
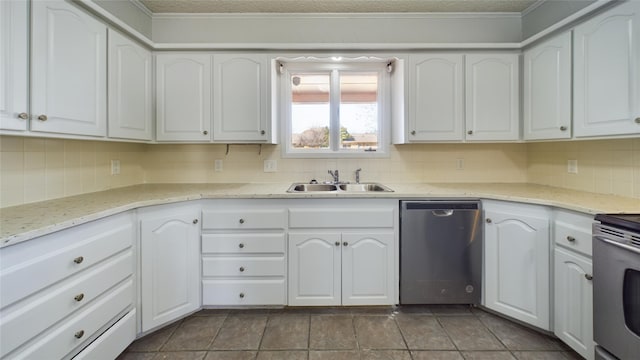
[202,279,285,305]
[0,251,133,358]
[202,256,285,277]
[8,279,133,360]
[0,214,133,308]
[554,210,593,257]
[202,233,285,254]
[73,309,136,360]
[202,209,287,230]
[289,208,395,228]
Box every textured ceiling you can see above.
[139,0,540,13]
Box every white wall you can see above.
[521,0,597,40]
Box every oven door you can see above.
[593,235,640,360]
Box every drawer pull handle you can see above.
[37,114,48,121]
[239,292,245,298]
[239,266,245,272]
[261,130,266,135]
[467,130,473,135]
[239,218,245,224]
[238,243,245,249]
[560,126,568,131]
[566,236,576,242]
[74,330,85,339]
[486,218,492,224]
[74,293,85,302]
[193,219,198,224]
[335,241,340,246]
[73,256,84,264]
[203,130,208,135]
[343,241,349,246]
[18,112,28,120]
[585,274,593,281]
[410,130,416,135]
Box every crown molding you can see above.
[151,12,522,20]
[129,0,153,17]
[521,0,546,17]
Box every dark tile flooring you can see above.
[119,306,582,360]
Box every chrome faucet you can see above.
[328,169,339,183]
[355,168,362,184]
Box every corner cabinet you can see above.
[108,30,153,141]
[156,54,212,142]
[573,0,640,137]
[213,54,274,143]
[139,203,200,332]
[30,0,107,137]
[483,200,550,330]
[523,32,572,140]
[0,0,28,131]
[465,54,520,141]
[407,53,464,141]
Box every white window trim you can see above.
[279,58,392,158]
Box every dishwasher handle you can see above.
[432,210,454,217]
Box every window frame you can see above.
[280,59,391,158]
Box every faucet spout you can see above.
[328,169,340,183]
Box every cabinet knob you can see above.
[74,293,85,302]
[585,274,593,281]
[74,330,85,339]
[343,241,349,246]
[335,241,340,246]
[73,256,84,264]
[467,130,473,135]
[203,130,208,135]
[238,243,245,249]
[193,219,198,224]
[260,130,266,135]
[410,130,416,135]
[485,218,492,224]
[17,112,28,120]
[239,266,245,272]
[239,292,245,298]
[239,218,245,224]
[560,126,568,131]
[566,235,576,242]
[635,117,640,124]
[37,114,48,121]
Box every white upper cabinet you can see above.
[523,32,572,140]
[0,0,28,131]
[465,54,520,141]
[156,54,212,141]
[213,54,272,142]
[573,0,640,137]
[108,30,153,141]
[31,0,107,137]
[408,54,464,141]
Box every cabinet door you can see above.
[108,30,152,141]
[554,248,594,360]
[140,205,200,331]
[484,204,550,330]
[0,0,28,131]
[31,0,107,137]
[465,54,519,141]
[288,233,341,306]
[342,232,394,305]
[156,54,212,141]
[213,54,270,142]
[408,54,464,141]
[573,1,640,137]
[523,32,572,140]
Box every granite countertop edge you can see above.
[1,182,638,248]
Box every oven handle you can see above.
[596,236,640,255]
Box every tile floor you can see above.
[119,306,582,360]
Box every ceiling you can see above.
[139,0,540,14]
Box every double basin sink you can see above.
[287,182,394,193]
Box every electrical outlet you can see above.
[214,159,223,172]
[567,159,578,174]
[456,158,464,170]
[110,160,120,175]
[264,160,277,172]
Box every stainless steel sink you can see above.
[287,182,393,193]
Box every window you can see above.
[280,59,391,157]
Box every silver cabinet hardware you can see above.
[635,117,640,124]
[239,218,245,224]
[585,274,593,280]
[410,130,416,135]
[239,266,245,272]
[567,236,576,242]
[343,241,349,246]
[560,126,568,131]
[260,130,266,135]
[37,115,47,121]
[193,219,198,224]
[238,243,245,249]
[73,256,84,264]
[74,293,85,302]
[74,330,85,339]
[17,112,28,120]
[239,292,245,298]
[486,218,492,223]
[335,241,340,246]
[467,130,473,135]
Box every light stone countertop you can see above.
[1,182,639,247]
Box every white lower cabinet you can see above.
[139,204,201,332]
[483,200,551,330]
[288,200,397,306]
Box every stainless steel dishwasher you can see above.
[400,200,482,304]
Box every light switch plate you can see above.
[567,159,578,174]
[110,160,120,175]
[264,160,277,172]
[214,159,223,172]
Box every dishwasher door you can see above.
[400,201,482,305]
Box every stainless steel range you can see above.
[593,214,640,360]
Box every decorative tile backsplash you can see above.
[1,135,638,208]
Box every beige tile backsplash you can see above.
[1,135,638,208]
